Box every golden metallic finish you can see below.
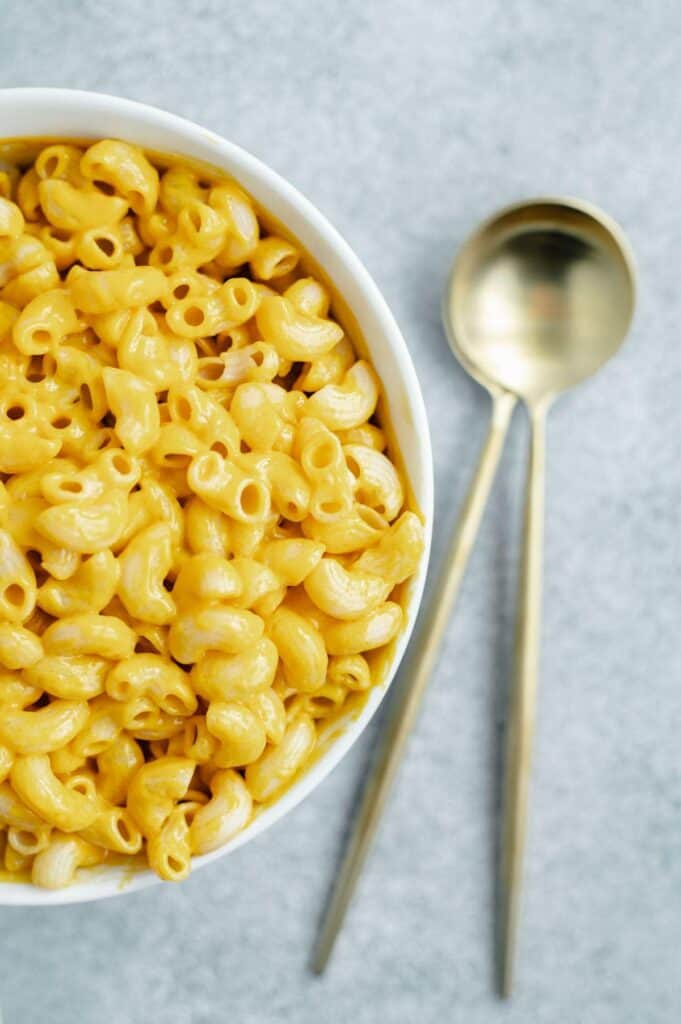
[311,198,635,988]
[447,198,635,996]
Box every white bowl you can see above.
[0,88,433,905]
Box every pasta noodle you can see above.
[0,138,425,888]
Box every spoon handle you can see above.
[311,390,517,974]
[499,401,548,997]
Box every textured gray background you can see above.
[0,1,679,1022]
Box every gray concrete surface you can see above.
[0,1,680,1021]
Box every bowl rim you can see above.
[0,87,433,906]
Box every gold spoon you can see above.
[447,198,635,994]
[312,198,635,992]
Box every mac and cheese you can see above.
[0,138,425,888]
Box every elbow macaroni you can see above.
[0,138,425,888]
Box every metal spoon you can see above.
[447,198,635,994]
[312,198,635,989]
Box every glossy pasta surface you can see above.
[0,139,425,889]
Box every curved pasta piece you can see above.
[295,416,345,480]
[11,755,98,831]
[172,552,242,607]
[268,606,327,694]
[117,523,176,625]
[40,465,106,505]
[106,654,197,717]
[210,183,260,268]
[303,557,390,620]
[246,688,286,746]
[327,653,372,692]
[80,140,160,217]
[38,550,120,617]
[80,803,143,855]
[355,511,425,585]
[0,699,89,754]
[295,337,354,392]
[0,426,61,475]
[189,768,252,855]
[337,423,387,451]
[343,443,404,521]
[245,715,316,803]
[49,746,87,776]
[0,528,37,622]
[187,451,271,524]
[166,717,218,764]
[42,613,136,659]
[250,236,299,281]
[36,490,128,554]
[284,276,330,318]
[33,143,85,183]
[206,701,267,768]
[230,557,285,616]
[75,226,126,270]
[93,449,141,493]
[126,756,195,838]
[96,735,144,806]
[304,360,379,431]
[120,699,186,742]
[0,196,24,241]
[147,806,191,881]
[6,818,52,855]
[322,602,403,657]
[230,382,287,452]
[66,694,124,758]
[0,780,45,828]
[0,674,42,709]
[12,288,80,355]
[167,384,240,456]
[260,538,325,586]
[69,267,168,314]
[168,605,264,665]
[255,294,343,361]
[32,834,103,889]
[23,655,109,701]
[242,451,310,522]
[190,639,279,703]
[39,178,128,231]
[301,504,387,554]
[0,622,43,669]
[102,368,160,455]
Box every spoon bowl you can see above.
[444,198,635,404]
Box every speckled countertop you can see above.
[0,2,679,1021]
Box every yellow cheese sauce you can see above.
[0,137,426,887]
